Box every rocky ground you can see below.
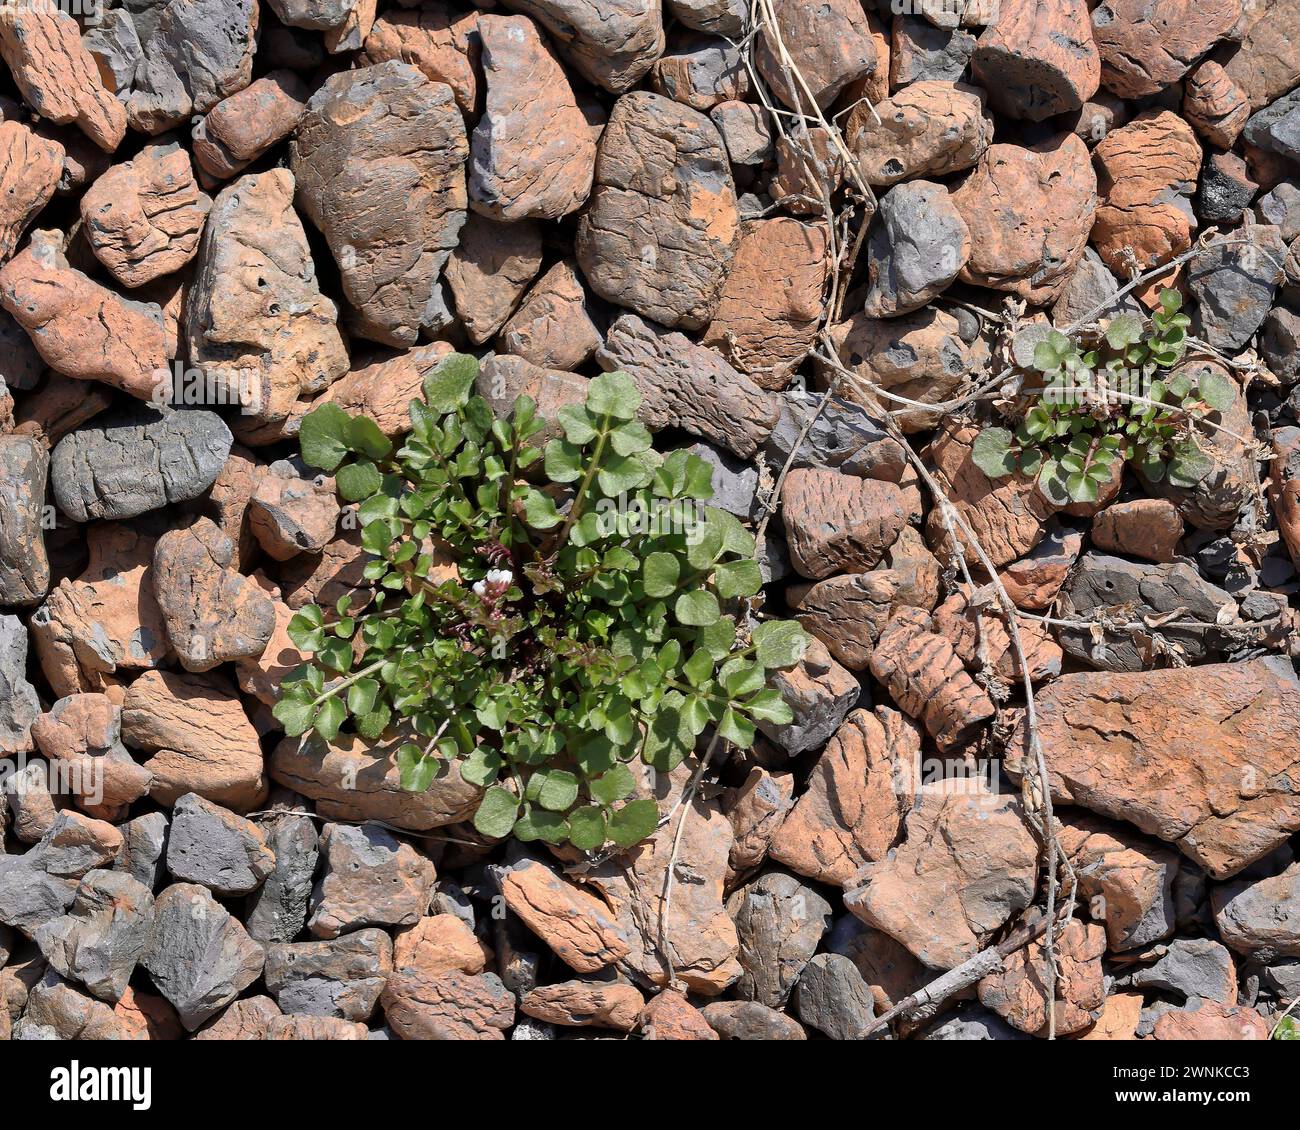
[0,0,1299,1042]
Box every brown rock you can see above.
[757,637,861,758]
[381,968,515,1040]
[204,443,260,570]
[1092,111,1202,275]
[361,4,479,114]
[1080,992,1144,1040]
[152,518,275,673]
[0,8,126,151]
[952,133,1098,304]
[1223,0,1300,111]
[111,987,183,1041]
[1212,864,1300,960]
[1090,498,1183,562]
[998,525,1083,610]
[831,919,927,1014]
[978,920,1106,1036]
[597,313,779,458]
[576,91,738,332]
[247,462,340,562]
[498,259,601,372]
[193,995,282,1040]
[0,433,50,608]
[234,574,305,709]
[80,141,208,288]
[476,355,588,444]
[781,467,910,580]
[470,15,597,222]
[933,589,1063,683]
[754,0,877,110]
[0,120,62,262]
[971,0,1099,121]
[311,343,455,441]
[1092,0,1239,99]
[1151,999,1271,1040]
[30,810,123,878]
[392,913,491,977]
[290,62,468,348]
[1272,428,1300,571]
[702,218,830,389]
[724,767,795,882]
[270,731,481,830]
[185,169,349,425]
[192,71,310,181]
[21,974,139,1040]
[787,571,899,671]
[445,214,543,346]
[121,668,267,812]
[1007,660,1300,878]
[322,0,377,54]
[0,229,168,401]
[699,999,807,1040]
[266,1015,369,1039]
[848,81,992,187]
[640,989,718,1040]
[770,126,847,216]
[844,783,1039,969]
[521,980,644,1031]
[769,708,921,888]
[651,31,748,112]
[1183,61,1251,150]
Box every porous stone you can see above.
[1198,152,1258,224]
[1127,937,1239,1004]
[863,180,971,318]
[666,0,745,36]
[890,13,976,85]
[700,1000,806,1040]
[1187,228,1286,351]
[763,392,908,483]
[1212,864,1300,960]
[28,811,124,879]
[264,928,393,1021]
[245,810,320,945]
[756,637,860,758]
[709,100,772,166]
[847,81,992,187]
[116,812,170,891]
[360,4,480,114]
[1184,60,1251,149]
[755,0,876,111]
[1092,0,1240,99]
[248,462,340,562]
[1090,499,1183,563]
[780,467,909,579]
[1150,998,1271,1040]
[0,120,62,262]
[792,952,875,1041]
[724,767,795,881]
[191,70,309,181]
[640,988,719,1040]
[521,980,645,1032]
[381,967,515,1039]
[978,920,1106,1036]
[165,793,274,897]
[82,8,143,97]
[308,823,437,940]
[651,31,749,112]
[0,615,40,754]
[498,260,601,372]
[392,913,491,977]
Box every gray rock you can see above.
[34,869,154,1002]
[684,442,759,521]
[1051,246,1139,328]
[166,793,275,897]
[28,812,122,879]
[83,9,144,97]
[0,309,42,391]
[727,869,832,1009]
[115,812,170,891]
[891,16,977,85]
[266,0,356,30]
[0,923,13,966]
[0,615,40,755]
[0,856,77,937]
[264,928,392,1021]
[430,879,476,930]
[1198,154,1258,225]
[1257,181,1300,241]
[1244,86,1300,163]
[1125,937,1238,1004]
[1056,554,1235,671]
[1188,228,1287,352]
[1262,960,1300,999]
[245,812,320,944]
[122,0,171,44]
[792,952,875,1040]
[128,0,259,133]
[922,1004,1032,1040]
[666,0,746,36]
[51,405,232,522]
[141,882,265,1031]
[307,823,437,939]
[1261,306,1300,385]
[710,100,773,166]
[1212,863,1300,961]
[0,435,50,606]
[863,180,971,317]
[764,391,909,482]
[2,761,58,844]
[757,639,861,756]
[700,999,807,1039]
[651,32,749,111]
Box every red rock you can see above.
[234,574,305,709]
[192,71,310,181]
[476,355,588,444]
[997,525,1083,611]
[0,120,62,262]
[1151,999,1271,1040]
[267,1015,369,1040]
[781,467,910,579]
[1080,992,1143,1040]
[310,343,455,440]
[700,1000,807,1039]
[521,980,644,1031]
[640,989,718,1040]
[205,443,260,570]
[933,588,1063,683]
[787,570,898,670]
[1223,0,1300,111]
[978,920,1106,1036]
[498,260,601,372]
[724,766,795,882]
[500,857,631,975]
[193,995,282,1040]
[770,126,847,216]
[308,822,436,939]
[1090,498,1183,562]
[755,0,877,110]
[1270,428,1300,571]
[847,81,992,187]
[361,4,479,114]
[651,31,749,112]
[248,462,340,562]
[381,968,515,1040]
[1092,0,1240,99]
[0,433,50,607]
[445,214,543,346]
[393,914,492,977]
[1183,61,1251,150]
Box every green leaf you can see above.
[753,620,808,670]
[971,428,1017,479]
[287,610,325,653]
[682,647,715,687]
[675,590,721,627]
[1168,445,1213,487]
[513,808,569,844]
[607,798,659,847]
[556,404,597,445]
[588,763,637,806]
[586,370,640,421]
[1196,370,1237,414]
[314,696,345,742]
[715,559,761,600]
[348,416,391,461]
[272,693,316,737]
[473,786,520,839]
[537,769,580,813]
[335,461,381,502]
[1104,311,1144,350]
[567,806,607,851]
[744,687,793,725]
[346,678,380,717]
[461,747,504,787]
[299,403,352,472]
[423,353,479,414]
[718,706,756,746]
[523,489,562,529]
[544,439,583,483]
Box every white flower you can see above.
[473,569,513,599]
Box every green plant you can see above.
[1275,1015,1299,1041]
[272,355,808,851]
[972,289,1237,505]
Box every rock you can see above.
[267,1014,368,1039]
[869,609,996,752]
[0,306,43,391]
[1055,554,1233,671]
[1223,0,1300,112]
[290,62,468,348]
[165,793,274,897]
[0,7,127,151]
[1188,228,1286,351]
[727,870,831,1008]
[1272,428,1300,570]
[0,435,49,607]
[1052,246,1137,328]
[1151,998,1271,1040]
[193,995,282,1040]
[31,694,152,822]
[699,999,806,1040]
[651,31,749,112]
[392,913,491,977]
[0,615,39,754]
[122,668,267,811]
[18,971,145,1039]
[0,229,169,402]
[521,980,644,1031]
[445,215,543,346]
[709,100,772,167]
[185,169,349,425]
[381,968,515,1040]
[360,4,479,114]
[248,462,340,562]
[667,0,745,36]
[1006,659,1300,879]
[191,71,309,181]
[787,571,898,670]
[576,92,738,332]
[497,0,662,94]
[682,442,758,521]
[640,988,718,1040]
[756,637,860,758]
[701,218,830,388]
[1079,992,1144,1041]
[116,812,170,892]
[476,356,588,445]
[127,0,259,135]
[264,928,392,1021]
[934,589,1063,683]
[923,1004,1032,1041]
[308,823,437,940]
[597,313,778,458]
[499,857,630,975]
[971,0,1099,120]
[270,731,481,831]
[1059,817,1179,952]
[1263,307,1300,385]
[1184,61,1251,149]
[830,307,979,433]
[83,8,143,96]
[0,121,62,262]
[50,406,231,523]
[780,467,909,579]
[952,133,1098,305]
[265,0,354,31]
[844,783,1038,969]
[769,708,919,887]
[978,920,1106,1037]
[1090,499,1183,563]
[141,883,264,1031]
[1092,111,1202,275]
[1212,864,1300,960]
[847,81,992,187]
[308,343,455,440]
[1092,0,1239,99]
[34,870,154,1003]
[1198,152,1258,224]
[244,810,319,945]
[890,13,976,85]
[770,126,848,215]
[755,0,876,110]
[724,767,794,881]
[0,857,77,936]
[1127,938,1239,1004]
[469,15,597,222]
[27,811,123,879]
[764,392,908,483]
[498,259,601,372]
[792,953,875,1041]
[863,180,970,318]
